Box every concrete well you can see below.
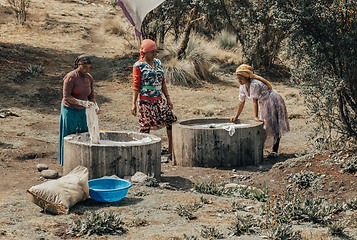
[63,131,161,180]
[172,118,264,168]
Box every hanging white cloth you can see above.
[118,0,165,37]
[86,105,100,144]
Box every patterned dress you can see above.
[239,79,290,146]
[133,58,177,131]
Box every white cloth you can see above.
[222,124,236,137]
[86,105,100,144]
[118,0,165,36]
[189,123,250,137]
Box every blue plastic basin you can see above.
[88,178,132,202]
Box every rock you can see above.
[224,183,238,189]
[102,175,120,179]
[159,182,176,190]
[161,156,169,164]
[40,170,59,179]
[36,164,48,172]
[131,172,148,183]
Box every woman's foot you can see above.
[267,152,279,158]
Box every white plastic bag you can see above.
[27,165,89,214]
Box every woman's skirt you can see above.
[138,98,177,132]
[58,104,88,166]
[259,90,290,147]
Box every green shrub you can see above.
[215,30,237,49]
[201,226,224,239]
[141,176,159,187]
[287,171,322,190]
[328,218,348,236]
[342,155,357,174]
[26,64,44,75]
[67,210,126,237]
[229,215,261,236]
[276,0,357,144]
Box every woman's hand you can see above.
[254,117,264,122]
[230,116,238,123]
[94,102,100,115]
[167,99,173,110]
[131,103,137,116]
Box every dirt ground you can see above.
[0,0,357,239]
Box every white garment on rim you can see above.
[118,0,165,36]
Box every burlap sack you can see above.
[27,165,89,214]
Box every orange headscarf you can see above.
[140,39,157,57]
[236,64,272,90]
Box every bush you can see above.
[229,215,260,236]
[67,210,126,236]
[276,0,357,144]
[342,155,357,174]
[287,170,322,190]
[160,35,217,86]
[26,65,44,75]
[215,30,237,49]
[328,218,348,236]
[200,226,224,239]
[7,0,29,25]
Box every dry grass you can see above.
[160,33,242,86]
[100,16,126,36]
[163,58,199,86]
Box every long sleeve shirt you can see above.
[61,69,94,109]
[133,58,166,101]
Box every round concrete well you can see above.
[172,118,264,167]
[63,131,161,180]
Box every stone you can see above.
[159,182,176,190]
[161,156,169,164]
[224,183,238,189]
[131,172,148,183]
[40,170,58,179]
[36,164,48,172]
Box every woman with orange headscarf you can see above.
[230,64,289,157]
[131,39,177,154]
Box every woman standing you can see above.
[58,55,99,166]
[230,64,289,157]
[131,39,177,154]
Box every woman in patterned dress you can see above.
[131,39,177,153]
[230,64,290,157]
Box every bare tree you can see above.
[7,0,30,25]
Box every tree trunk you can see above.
[177,9,196,60]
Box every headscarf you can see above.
[236,64,272,90]
[74,55,91,69]
[140,39,157,57]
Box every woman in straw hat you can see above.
[230,64,289,157]
[131,39,177,155]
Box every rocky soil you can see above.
[0,0,357,239]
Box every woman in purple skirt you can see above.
[230,64,290,157]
